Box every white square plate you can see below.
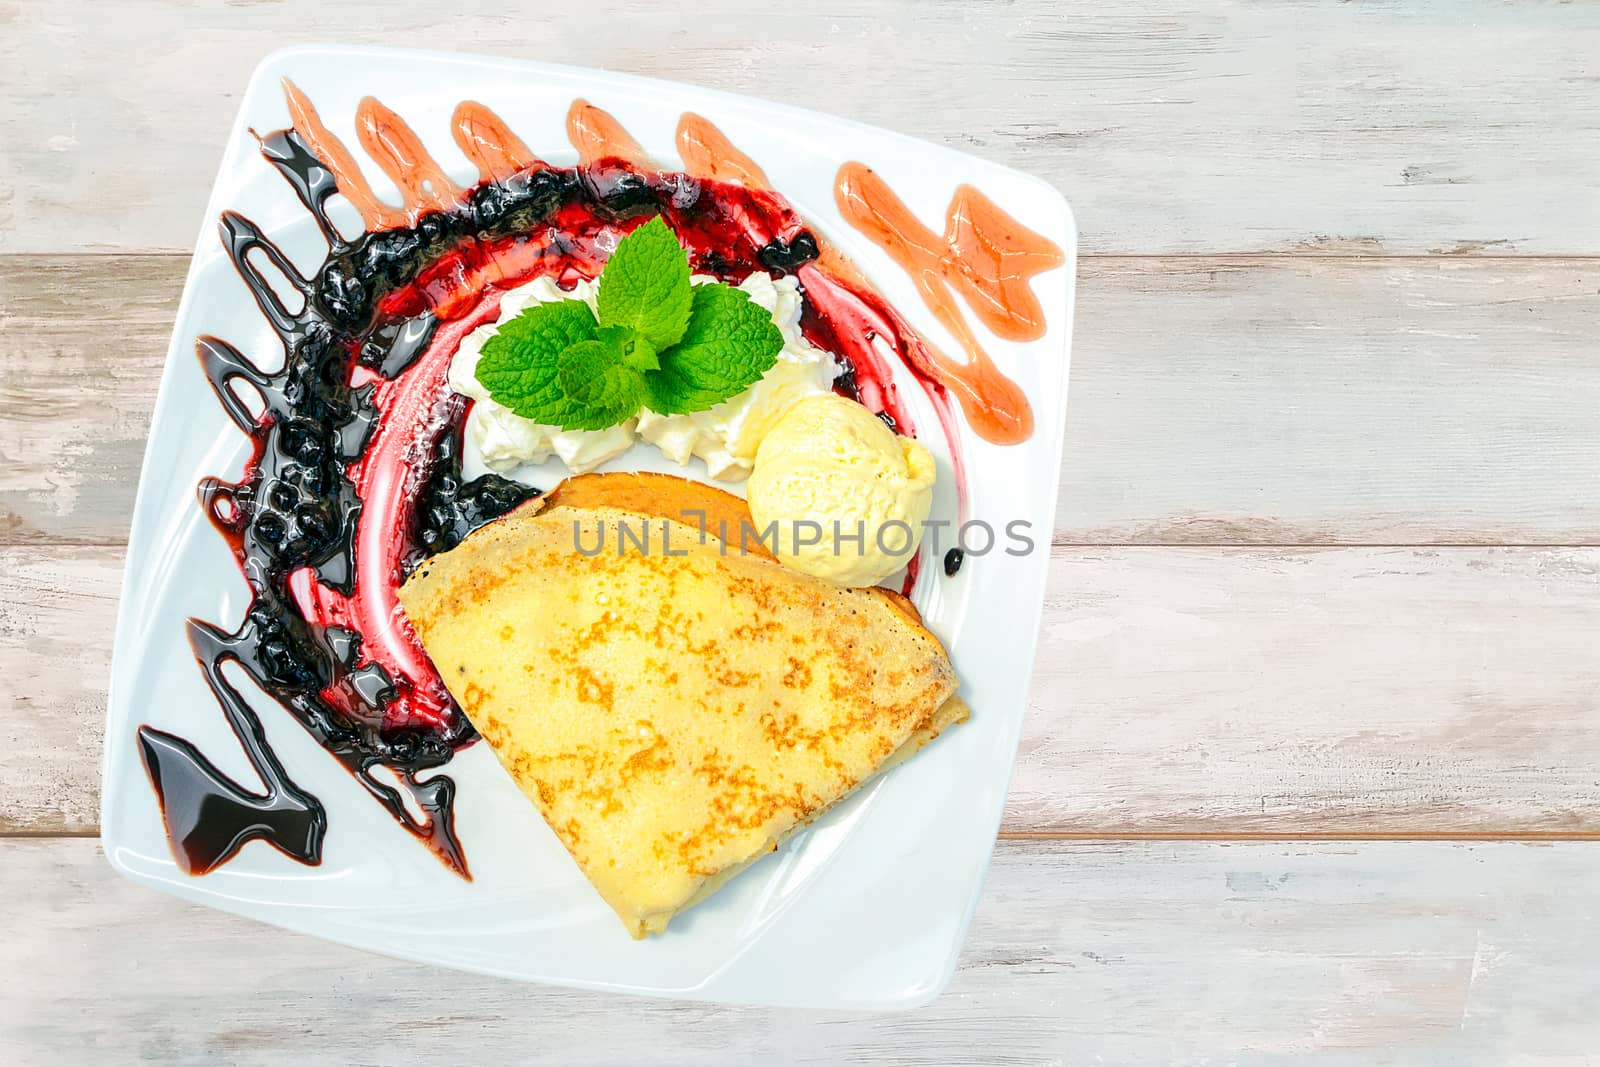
[101,44,1076,1009]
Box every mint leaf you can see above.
[643,284,783,415]
[555,333,648,430]
[475,299,599,426]
[596,216,693,351]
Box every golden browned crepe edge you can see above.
[539,471,772,560]
[400,472,967,936]
[640,694,970,936]
[492,471,936,637]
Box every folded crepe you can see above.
[398,472,966,937]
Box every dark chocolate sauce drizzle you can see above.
[137,623,326,876]
[140,131,539,876]
[140,124,828,878]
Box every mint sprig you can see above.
[473,217,782,432]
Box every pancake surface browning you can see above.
[398,474,965,936]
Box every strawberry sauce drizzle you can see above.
[289,299,503,734]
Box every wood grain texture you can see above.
[5,1,1600,255]
[7,837,1600,1062]
[9,1,1600,1046]
[1021,546,1600,835]
[0,546,124,832]
[13,544,1600,836]
[8,254,1600,546]
[0,256,178,544]
[1069,256,1600,544]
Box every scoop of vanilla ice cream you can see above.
[746,394,937,587]
[448,272,835,479]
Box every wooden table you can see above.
[5,2,1600,1061]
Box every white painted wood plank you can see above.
[8,255,1600,545]
[0,256,177,543]
[12,545,1600,835]
[1019,546,1600,835]
[5,1,1600,255]
[1067,256,1600,544]
[6,837,1599,1062]
[0,547,123,831]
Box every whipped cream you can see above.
[448,272,839,481]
